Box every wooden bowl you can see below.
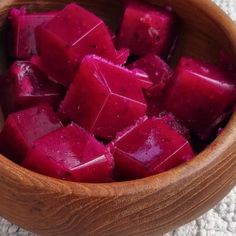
[0,0,236,235]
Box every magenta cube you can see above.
[131,69,154,90]
[0,103,62,163]
[144,94,162,117]
[0,61,64,116]
[159,112,190,139]
[8,7,57,59]
[116,48,130,65]
[117,1,176,57]
[162,57,236,139]
[110,116,194,180]
[128,54,172,94]
[60,55,147,139]
[23,123,114,183]
[36,3,118,87]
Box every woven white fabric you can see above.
[0,0,235,235]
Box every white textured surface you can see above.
[0,0,236,235]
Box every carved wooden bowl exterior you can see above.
[0,0,236,235]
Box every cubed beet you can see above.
[128,54,172,94]
[0,103,62,163]
[116,48,130,65]
[0,61,64,116]
[144,94,161,117]
[36,3,118,87]
[131,69,154,90]
[117,1,176,57]
[8,7,58,59]
[23,123,114,183]
[158,112,190,139]
[110,116,194,180]
[162,57,236,139]
[60,55,147,139]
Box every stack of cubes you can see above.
[0,1,235,182]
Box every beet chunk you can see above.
[0,61,64,116]
[162,57,236,139]
[8,7,58,59]
[60,55,147,139]
[117,1,176,57]
[116,48,130,65]
[36,3,118,87]
[130,68,153,90]
[128,54,172,94]
[110,116,194,180]
[158,112,190,139]
[0,104,62,163]
[23,123,114,183]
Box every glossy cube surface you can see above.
[60,55,147,139]
[128,54,172,94]
[110,116,194,179]
[0,104,62,163]
[117,1,176,57]
[162,57,236,139]
[8,7,57,59]
[1,61,63,115]
[36,3,118,86]
[23,124,114,183]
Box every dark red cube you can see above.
[117,1,176,57]
[128,54,172,94]
[162,57,236,139]
[0,103,62,163]
[23,123,114,183]
[36,3,118,87]
[110,116,194,180]
[8,7,57,59]
[0,61,64,116]
[59,55,147,139]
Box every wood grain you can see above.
[0,0,236,235]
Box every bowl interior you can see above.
[0,0,235,175]
[0,1,236,235]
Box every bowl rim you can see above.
[0,0,236,198]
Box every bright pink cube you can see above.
[128,54,172,94]
[0,104,62,163]
[36,3,118,87]
[110,116,194,180]
[8,7,57,59]
[23,123,114,183]
[162,57,236,139]
[0,61,64,116]
[117,1,176,57]
[60,55,147,139]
